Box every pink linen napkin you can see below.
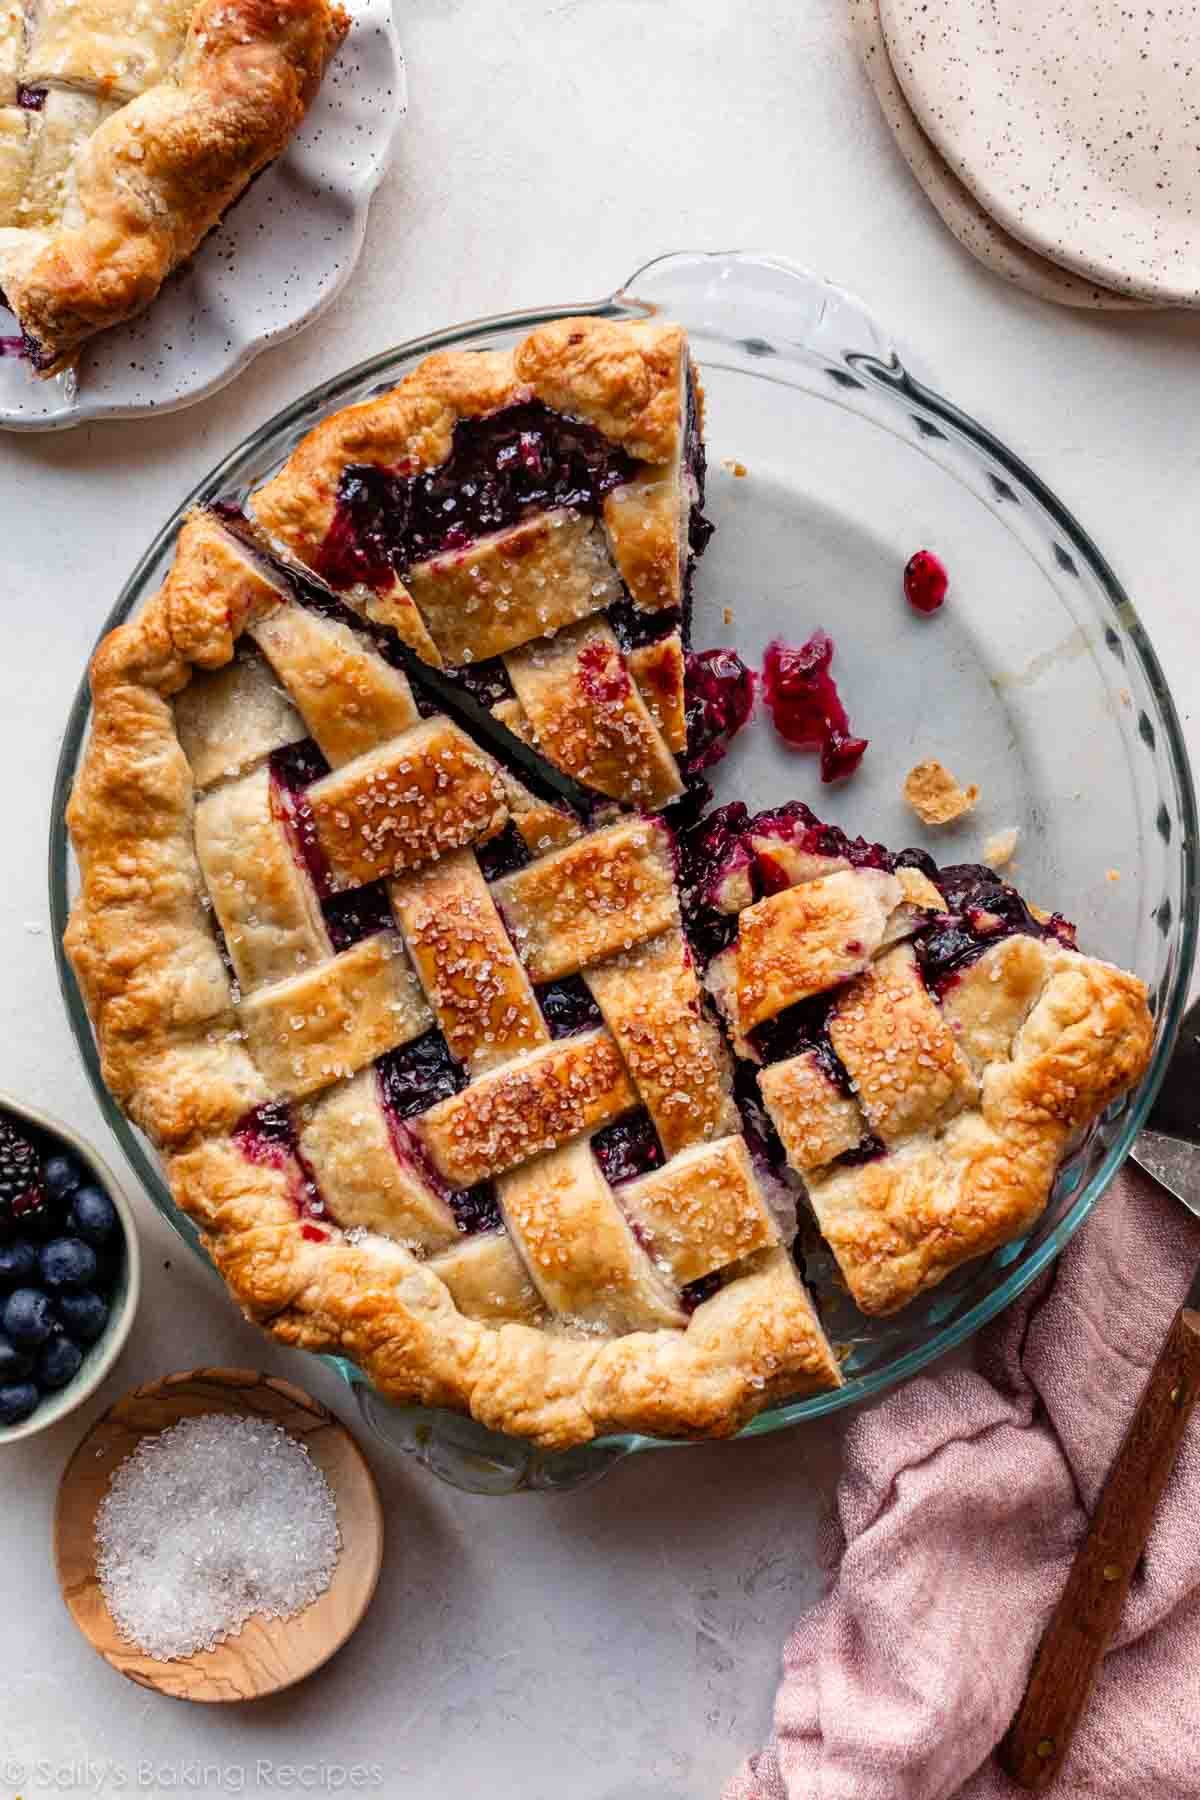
[725,1165,1200,1800]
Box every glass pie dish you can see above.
[49,251,1198,1493]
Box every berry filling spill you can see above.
[683,647,756,776]
[761,632,868,782]
[904,549,949,614]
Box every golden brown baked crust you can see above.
[768,933,1154,1315]
[65,446,843,1447]
[65,317,1155,1445]
[0,0,348,374]
[250,317,698,806]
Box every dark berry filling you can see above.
[0,337,25,359]
[681,1272,721,1313]
[761,632,868,782]
[915,864,1076,994]
[592,1110,664,1186]
[269,739,332,897]
[475,819,533,882]
[537,976,603,1039]
[730,1061,788,1171]
[683,647,755,776]
[836,1134,887,1167]
[315,402,638,591]
[748,997,854,1092]
[16,85,47,110]
[376,1031,465,1121]
[443,656,514,710]
[606,597,681,652]
[448,1183,503,1236]
[904,549,948,615]
[232,1102,327,1222]
[322,880,395,952]
[684,368,713,559]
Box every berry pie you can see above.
[64,318,1155,1446]
[0,0,347,375]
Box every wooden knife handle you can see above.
[1001,1302,1200,1788]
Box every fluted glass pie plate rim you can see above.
[48,250,1198,1493]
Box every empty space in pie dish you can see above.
[696,362,1140,963]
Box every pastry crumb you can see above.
[723,606,735,626]
[722,458,748,477]
[1106,868,1121,882]
[903,759,980,826]
[982,827,1019,869]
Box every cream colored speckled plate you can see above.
[878,0,1200,306]
[852,0,1155,311]
[0,0,404,431]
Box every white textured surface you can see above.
[0,0,403,430]
[0,1,1198,1794]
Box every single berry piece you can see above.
[39,1236,98,1293]
[0,1239,37,1290]
[56,1290,109,1345]
[70,1185,119,1247]
[44,1154,83,1205]
[3,1287,54,1347]
[0,1334,32,1380]
[903,549,948,614]
[35,1335,83,1392]
[0,1118,43,1234]
[0,1381,39,1426]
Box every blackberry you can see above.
[0,1120,43,1235]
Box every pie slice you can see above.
[63,316,1155,1448]
[0,0,348,375]
[683,800,1154,1315]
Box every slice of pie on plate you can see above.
[63,316,1155,1447]
[0,0,348,375]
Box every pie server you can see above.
[1003,995,1200,1788]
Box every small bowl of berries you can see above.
[0,1095,140,1444]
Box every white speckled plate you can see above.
[0,0,403,432]
[852,0,1156,311]
[878,0,1200,306]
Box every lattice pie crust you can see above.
[65,318,1154,1446]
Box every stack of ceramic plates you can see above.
[853,0,1200,310]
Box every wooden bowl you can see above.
[54,1367,384,1702]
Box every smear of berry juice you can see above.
[760,632,868,782]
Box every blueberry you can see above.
[34,1336,82,1392]
[38,1237,97,1293]
[56,1290,109,1345]
[0,1239,36,1291]
[0,1334,32,1380]
[70,1185,119,1247]
[0,1381,39,1426]
[44,1155,83,1205]
[3,1287,54,1346]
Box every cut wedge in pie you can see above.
[64,317,1155,1446]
